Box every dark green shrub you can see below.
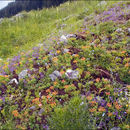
[48,96,95,130]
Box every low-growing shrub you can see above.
[48,96,95,130]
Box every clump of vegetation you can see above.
[48,96,95,130]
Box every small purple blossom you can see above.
[43,125,49,130]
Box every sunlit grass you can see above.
[0,0,117,60]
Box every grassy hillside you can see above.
[0,0,107,59]
[0,0,130,130]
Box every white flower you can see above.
[65,69,79,79]
[18,69,28,80]
[60,35,68,43]
[8,78,18,85]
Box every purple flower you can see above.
[42,125,49,130]
[9,66,16,72]
[117,116,121,120]
[113,111,118,116]
[0,97,5,102]
[101,100,107,107]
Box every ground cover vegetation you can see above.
[0,1,130,130]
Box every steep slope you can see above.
[0,1,99,59]
[0,0,67,18]
[0,1,130,130]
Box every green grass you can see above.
[0,0,116,60]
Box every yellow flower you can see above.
[52,57,58,62]
[60,70,65,75]
[24,111,28,115]
[81,57,85,61]
[87,64,91,67]
[4,75,9,78]
[98,106,106,112]
[125,125,130,129]
[67,52,71,55]
[4,62,8,65]
[57,50,61,54]
[21,52,24,55]
[46,89,51,93]
[73,60,77,63]
[43,57,46,60]
[121,51,126,54]
[42,96,46,100]
[64,85,69,89]
[2,65,7,69]
[89,108,96,112]
[86,95,92,100]
[96,78,100,82]
[32,98,39,104]
[86,31,90,34]
[50,86,54,89]
[108,112,113,117]
[86,71,90,75]
[54,81,57,85]
[74,54,79,57]
[50,102,56,107]
[52,91,58,95]
[107,103,112,107]
[127,85,130,88]
[125,63,129,67]
[82,46,90,49]
[12,110,19,117]
[46,65,50,69]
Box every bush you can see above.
[48,96,95,130]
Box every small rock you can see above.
[111,127,121,130]
[128,28,130,33]
[97,1,107,6]
[18,69,28,80]
[48,52,54,57]
[72,54,77,57]
[63,48,70,53]
[29,106,36,110]
[95,96,102,103]
[49,70,61,81]
[9,95,14,100]
[53,70,61,77]
[38,43,43,47]
[0,97,5,103]
[39,92,41,96]
[116,28,123,33]
[66,34,77,38]
[60,35,68,44]
[14,13,27,19]
[49,74,57,81]
[63,15,71,21]
[90,42,95,46]
[15,13,24,18]
[84,16,89,22]
[80,102,84,106]
[60,24,66,28]
[8,78,19,85]
[0,18,3,24]
[38,108,44,115]
[65,69,79,79]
